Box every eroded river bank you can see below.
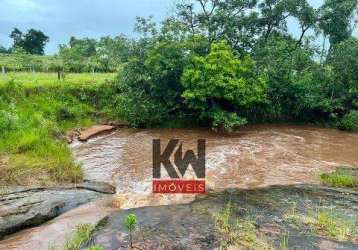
[1,125,357,249]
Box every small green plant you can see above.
[320,169,358,188]
[124,214,137,249]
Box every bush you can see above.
[340,110,358,131]
[182,41,267,130]
[105,85,168,127]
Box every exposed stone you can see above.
[0,181,116,239]
[90,185,358,250]
[78,125,116,141]
[77,181,116,194]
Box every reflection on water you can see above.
[1,125,357,249]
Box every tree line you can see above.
[0,28,131,73]
[111,0,358,131]
[0,0,357,130]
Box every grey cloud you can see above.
[0,0,172,54]
[0,0,325,54]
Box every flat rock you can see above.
[90,185,358,250]
[77,181,116,194]
[0,181,116,239]
[78,125,116,141]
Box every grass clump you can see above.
[314,210,357,241]
[55,218,108,250]
[284,205,357,242]
[320,168,358,188]
[213,202,273,249]
[63,224,96,250]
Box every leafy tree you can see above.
[10,28,24,49]
[10,28,49,55]
[327,38,358,112]
[177,0,260,53]
[252,33,334,121]
[181,41,267,130]
[0,45,10,54]
[59,37,97,72]
[69,37,97,57]
[59,36,131,72]
[113,18,193,126]
[318,0,358,46]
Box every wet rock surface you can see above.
[91,185,358,250]
[0,181,115,239]
[78,125,116,141]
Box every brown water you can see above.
[1,125,357,249]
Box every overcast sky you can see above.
[0,0,324,54]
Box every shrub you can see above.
[340,110,358,131]
[182,41,267,130]
[106,86,168,127]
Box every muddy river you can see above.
[1,125,357,249]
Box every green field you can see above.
[0,72,116,87]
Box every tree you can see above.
[0,45,9,54]
[10,28,49,55]
[318,0,358,46]
[327,38,358,112]
[10,28,23,49]
[253,33,333,121]
[181,41,267,130]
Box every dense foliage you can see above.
[0,0,357,131]
[110,0,357,130]
[182,41,267,130]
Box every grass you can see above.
[62,224,96,250]
[51,218,109,250]
[320,168,358,188]
[284,205,358,242]
[0,73,119,185]
[279,234,289,250]
[213,202,273,249]
[0,72,115,87]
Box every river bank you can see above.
[0,125,357,249]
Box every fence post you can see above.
[1,66,5,74]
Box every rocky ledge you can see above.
[89,185,358,250]
[0,181,115,239]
